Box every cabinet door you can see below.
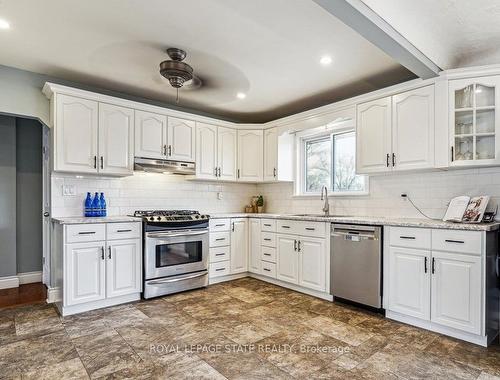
[276,235,298,284]
[134,110,167,159]
[196,123,218,180]
[392,86,435,171]
[431,251,481,334]
[230,219,248,274]
[55,94,98,173]
[264,128,278,181]
[237,130,263,181]
[356,97,392,174]
[106,239,141,298]
[217,127,237,181]
[65,242,106,306]
[248,219,262,274]
[298,237,326,292]
[449,76,500,166]
[98,103,134,175]
[388,246,430,320]
[167,117,196,162]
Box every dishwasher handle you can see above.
[331,231,377,241]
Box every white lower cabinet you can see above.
[106,239,141,298]
[431,251,481,334]
[277,234,299,283]
[248,219,261,274]
[65,242,106,306]
[230,218,248,274]
[386,226,490,346]
[59,222,142,315]
[298,237,326,292]
[387,246,430,320]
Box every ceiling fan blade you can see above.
[183,75,203,90]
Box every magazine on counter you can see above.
[443,196,490,223]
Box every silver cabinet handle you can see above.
[297,240,301,252]
[215,238,226,241]
[215,224,225,227]
[305,227,315,231]
[108,246,111,259]
[100,156,104,169]
[94,156,97,169]
[163,145,167,156]
[263,238,272,241]
[214,167,218,177]
[217,167,221,177]
[294,239,297,251]
[101,246,105,260]
[117,229,132,233]
[263,268,271,272]
[445,239,465,244]
[215,253,225,256]
[78,231,96,235]
[400,236,416,240]
[148,272,207,285]
[281,225,290,229]
[264,224,272,227]
[168,145,172,156]
[237,169,240,179]
[215,268,226,272]
[263,253,271,256]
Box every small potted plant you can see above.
[256,195,264,213]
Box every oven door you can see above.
[145,228,208,280]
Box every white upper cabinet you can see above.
[218,127,238,181]
[264,128,278,181]
[431,250,481,334]
[392,86,435,171]
[238,130,264,181]
[98,103,134,175]
[196,123,218,180]
[55,94,99,173]
[449,75,500,166]
[135,110,167,159]
[356,97,392,174]
[167,117,196,162]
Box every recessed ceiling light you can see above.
[236,92,246,99]
[0,19,10,30]
[320,56,332,65]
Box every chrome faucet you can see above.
[321,186,330,216]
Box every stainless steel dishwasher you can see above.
[331,224,382,308]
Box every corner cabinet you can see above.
[237,130,263,181]
[449,76,500,166]
[356,85,435,174]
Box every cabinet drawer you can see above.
[210,219,231,232]
[210,232,230,247]
[389,227,431,250]
[106,222,141,240]
[261,261,277,278]
[432,230,482,255]
[261,232,276,247]
[261,219,276,232]
[66,224,106,243]
[210,260,230,278]
[261,246,276,263]
[276,220,326,237]
[210,246,230,263]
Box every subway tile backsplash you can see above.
[52,167,500,220]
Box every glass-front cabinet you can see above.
[449,76,500,166]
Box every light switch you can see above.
[62,184,76,196]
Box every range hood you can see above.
[134,157,195,175]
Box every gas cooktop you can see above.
[133,210,209,223]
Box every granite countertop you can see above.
[52,216,142,225]
[209,213,500,231]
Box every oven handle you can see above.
[146,230,208,239]
[147,272,207,285]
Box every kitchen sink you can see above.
[290,214,353,218]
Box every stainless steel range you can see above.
[133,210,209,299]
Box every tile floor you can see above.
[1,277,500,379]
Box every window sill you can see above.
[292,191,370,199]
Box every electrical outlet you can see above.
[217,192,223,200]
[401,193,408,200]
[62,184,76,196]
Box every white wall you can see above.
[257,167,500,219]
[51,173,258,217]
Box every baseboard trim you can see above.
[47,286,62,303]
[18,271,43,285]
[0,276,20,290]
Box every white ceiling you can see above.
[361,0,500,70]
[0,0,414,122]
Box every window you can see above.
[301,130,367,195]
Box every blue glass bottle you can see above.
[99,193,107,217]
[84,192,92,217]
[91,192,100,217]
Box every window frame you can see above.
[295,127,369,197]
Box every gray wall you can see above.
[16,118,42,273]
[0,116,17,277]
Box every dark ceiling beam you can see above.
[313,0,441,79]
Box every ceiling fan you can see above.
[159,48,202,102]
